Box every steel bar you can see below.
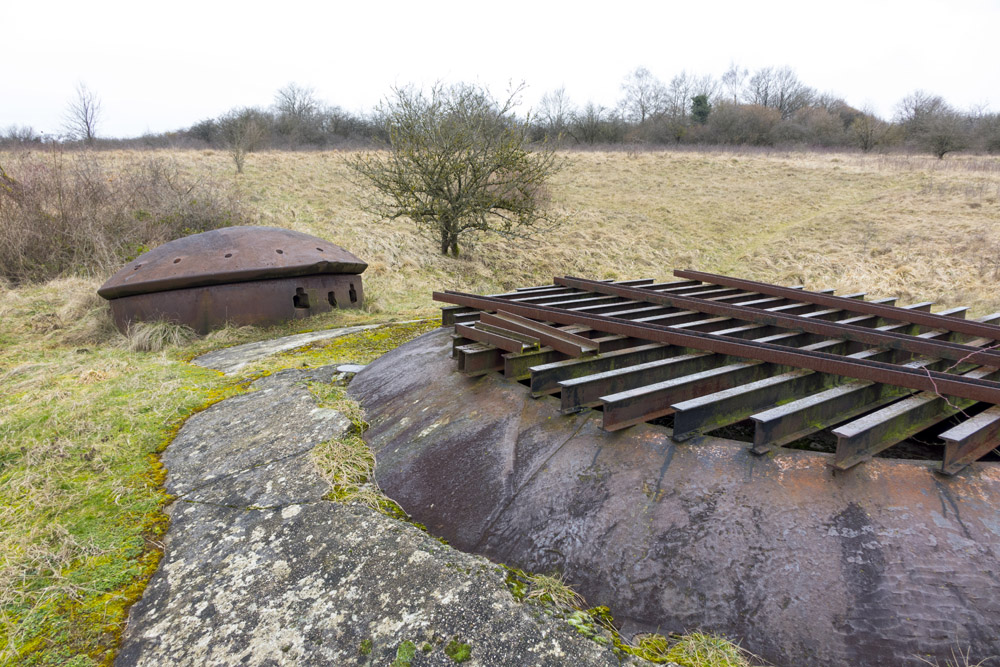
[675,269,1000,341]
[556,276,1000,367]
[832,365,1000,470]
[504,333,642,380]
[535,299,875,399]
[561,352,725,413]
[671,307,966,441]
[482,311,598,357]
[455,323,536,353]
[433,290,1000,405]
[939,406,1000,475]
[600,361,779,431]
[749,311,998,453]
[529,344,682,395]
[456,343,503,375]
[580,312,886,423]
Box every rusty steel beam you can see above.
[433,290,1000,405]
[749,308,992,453]
[672,309,960,442]
[939,406,1000,475]
[675,269,1000,341]
[562,352,723,413]
[832,364,1000,470]
[600,361,779,431]
[529,344,683,396]
[542,299,874,403]
[483,311,598,357]
[503,333,641,380]
[455,323,536,353]
[556,276,1000,368]
[456,343,504,375]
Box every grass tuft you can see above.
[123,320,198,352]
[522,572,587,611]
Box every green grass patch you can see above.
[0,277,437,666]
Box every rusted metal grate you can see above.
[434,271,1000,475]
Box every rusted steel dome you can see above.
[98,226,367,334]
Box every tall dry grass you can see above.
[201,148,1000,316]
[0,148,257,285]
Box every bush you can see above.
[0,148,257,284]
[350,83,562,256]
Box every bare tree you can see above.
[62,83,101,145]
[850,106,890,153]
[619,67,667,123]
[895,91,968,158]
[568,102,621,144]
[536,86,574,141]
[349,83,562,256]
[274,82,319,119]
[746,67,813,119]
[721,62,748,104]
[218,107,269,173]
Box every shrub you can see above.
[0,148,257,284]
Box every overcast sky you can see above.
[4,0,999,138]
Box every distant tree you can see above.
[187,118,218,145]
[349,83,562,256]
[974,112,1000,153]
[536,86,574,141]
[919,111,969,159]
[850,106,890,152]
[273,83,324,146]
[619,67,667,123]
[274,82,319,119]
[2,125,41,145]
[691,95,711,124]
[62,83,101,145]
[568,102,622,144]
[746,67,814,119]
[705,103,780,145]
[895,91,968,158]
[218,107,269,173]
[721,62,748,104]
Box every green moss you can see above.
[444,638,471,663]
[359,639,373,656]
[391,640,417,667]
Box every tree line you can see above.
[4,66,1000,159]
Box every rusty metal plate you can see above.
[107,274,363,334]
[98,226,367,299]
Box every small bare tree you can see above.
[536,86,574,141]
[619,67,667,124]
[218,108,268,173]
[850,106,889,153]
[62,83,101,145]
[350,83,562,256]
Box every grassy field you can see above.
[152,147,1000,316]
[2,147,998,665]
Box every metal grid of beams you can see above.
[434,271,1000,475]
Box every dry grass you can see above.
[132,147,1000,317]
[0,148,256,285]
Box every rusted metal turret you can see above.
[98,226,367,333]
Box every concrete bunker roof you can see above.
[98,226,367,299]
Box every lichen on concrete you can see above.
[117,360,638,666]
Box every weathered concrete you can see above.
[191,325,382,374]
[350,327,1000,667]
[119,362,640,666]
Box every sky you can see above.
[4,0,999,139]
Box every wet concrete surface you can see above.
[350,327,1000,667]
